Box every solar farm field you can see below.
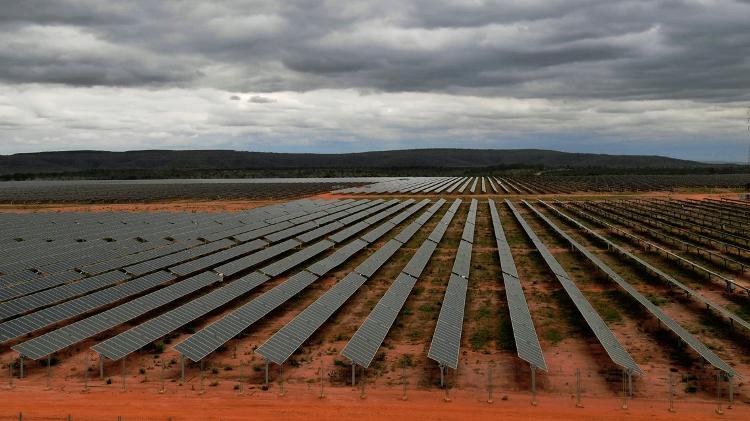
[1,180,750,421]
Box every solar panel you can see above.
[402,241,437,279]
[341,272,418,367]
[124,239,234,276]
[329,222,370,243]
[214,239,300,277]
[307,239,368,276]
[361,222,396,243]
[296,221,344,243]
[451,240,472,279]
[260,240,334,277]
[506,199,642,375]
[487,199,547,370]
[264,221,318,243]
[354,239,402,278]
[233,221,294,242]
[169,239,268,276]
[427,274,468,369]
[92,272,271,361]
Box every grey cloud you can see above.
[0,0,746,102]
[249,95,276,103]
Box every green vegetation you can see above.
[470,327,491,350]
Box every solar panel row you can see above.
[487,199,547,371]
[14,272,222,360]
[506,199,642,375]
[427,199,477,369]
[0,271,176,343]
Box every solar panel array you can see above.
[255,199,441,365]
[550,200,750,332]
[89,201,411,361]
[174,199,414,362]
[427,199,477,369]
[6,199,378,359]
[505,199,642,375]
[533,200,738,378]
[487,199,547,371]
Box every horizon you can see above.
[1,1,748,161]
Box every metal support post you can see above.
[46,355,51,390]
[360,368,366,399]
[439,365,444,388]
[628,370,633,398]
[179,355,184,385]
[715,372,723,415]
[199,360,204,393]
[318,357,325,399]
[531,365,537,406]
[160,360,165,394]
[668,371,675,413]
[121,358,126,392]
[351,362,356,387]
[8,359,13,389]
[99,354,103,379]
[401,363,407,401]
[621,369,628,409]
[487,367,493,403]
[264,359,269,388]
[728,374,733,409]
[19,356,23,379]
[238,361,245,395]
[279,363,285,397]
[83,358,88,392]
[575,368,583,408]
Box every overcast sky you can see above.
[1,1,748,161]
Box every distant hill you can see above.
[0,149,708,177]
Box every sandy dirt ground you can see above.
[0,379,747,421]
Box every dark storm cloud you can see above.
[0,0,747,101]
